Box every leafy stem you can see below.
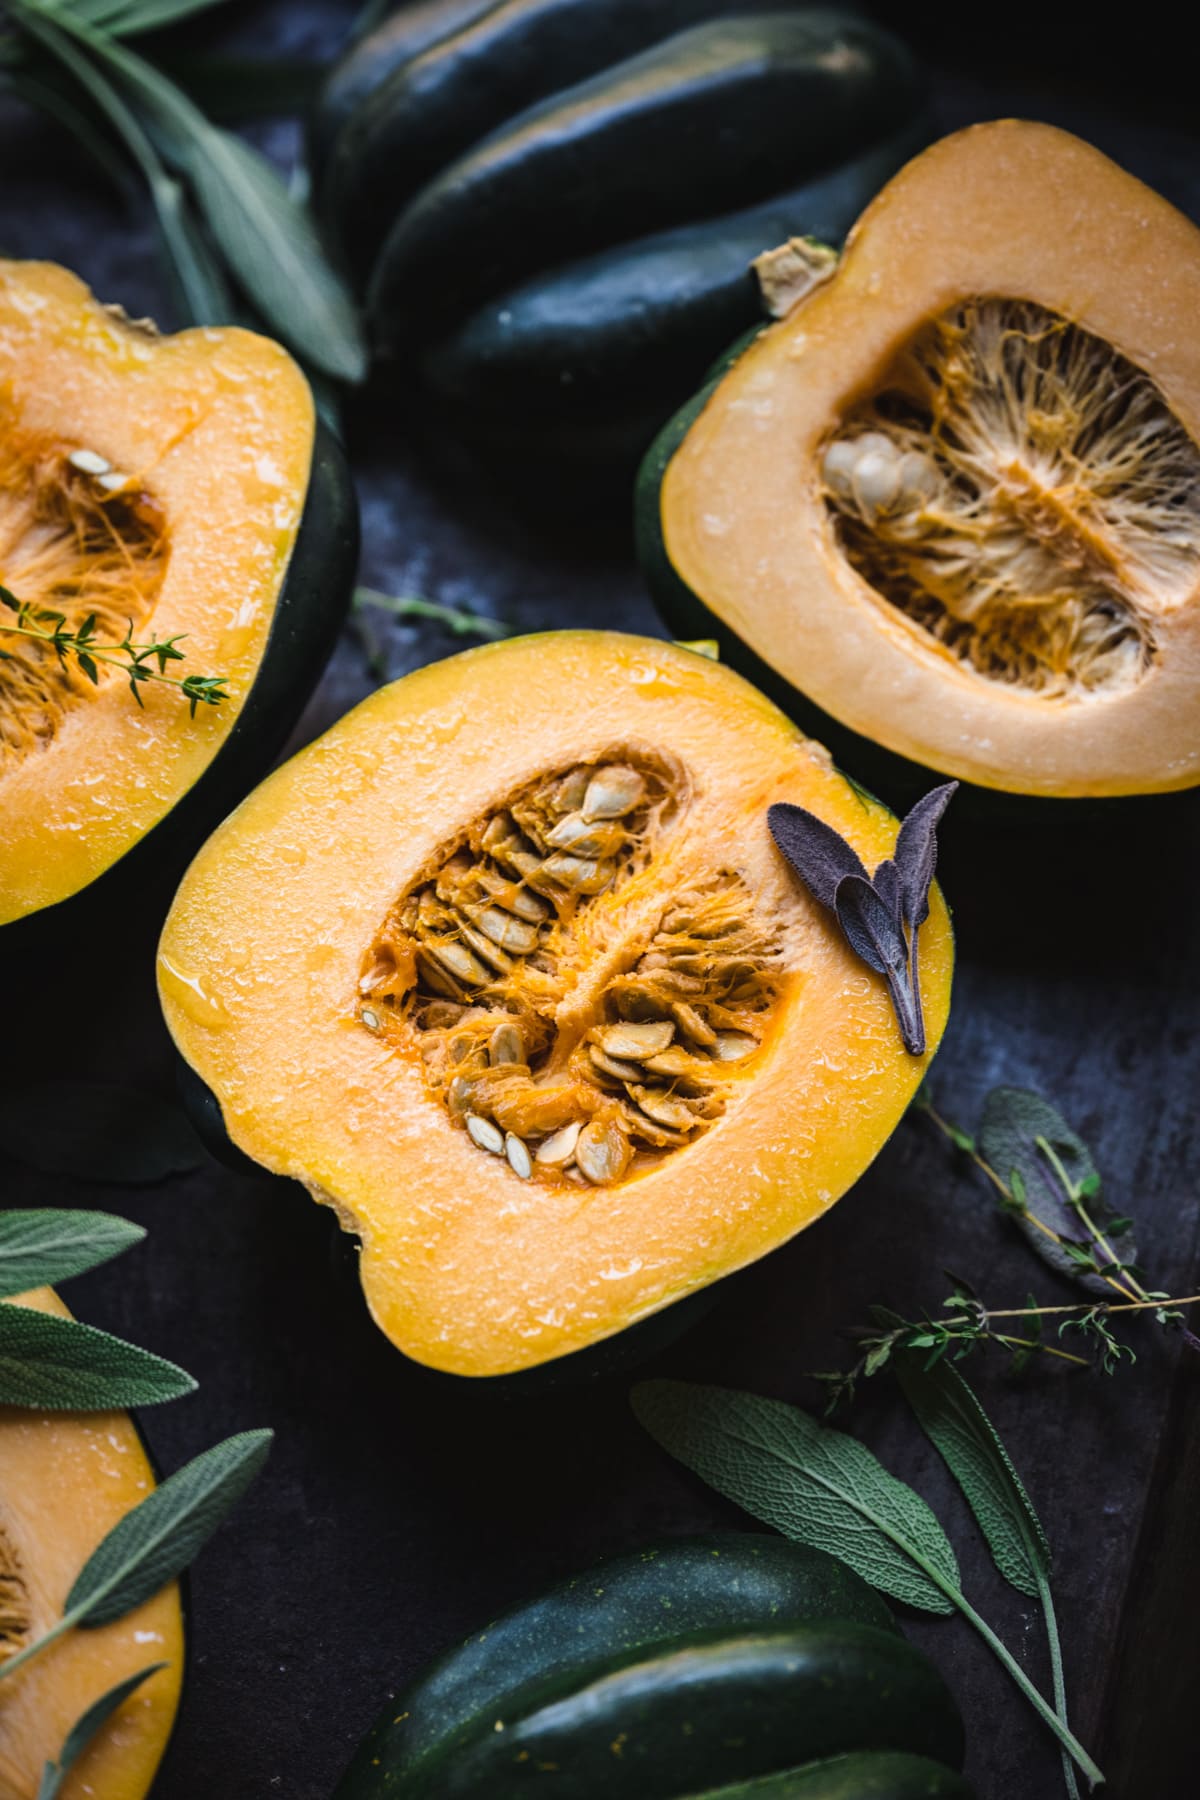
[0,587,228,715]
[353,587,512,641]
[915,1093,1141,1305]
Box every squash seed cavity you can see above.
[821,297,1200,698]
[361,756,782,1187]
[0,412,168,763]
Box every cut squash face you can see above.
[0,1289,182,1799]
[657,123,1200,796]
[0,259,334,925]
[159,633,952,1377]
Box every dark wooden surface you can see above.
[2,6,1199,1797]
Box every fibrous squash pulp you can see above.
[159,633,952,1377]
[0,1289,182,1799]
[638,122,1200,797]
[0,258,357,926]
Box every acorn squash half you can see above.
[0,258,358,927]
[637,122,1200,799]
[0,1289,183,1799]
[158,632,952,1378]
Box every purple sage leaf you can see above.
[836,874,925,1054]
[768,802,869,910]
[893,781,958,929]
[871,857,901,923]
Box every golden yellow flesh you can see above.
[159,632,952,1377]
[0,1291,182,1800]
[0,260,316,923]
[662,122,1200,795]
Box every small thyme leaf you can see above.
[0,584,228,712]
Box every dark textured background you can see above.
[2,5,1199,1797]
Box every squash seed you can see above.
[489,1021,524,1066]
[466,1113,504,1155]
[535,1121,582,1166]
[597,1020,675,1060]
[504,1132,532,1179]
[583,765,645,820]
[714,1031,757,1060]
[589,1045,643,1083]
[575,1119,632,1186]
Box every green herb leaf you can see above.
[66,1429,272,1628]
[0,1304,195,1409]
[0,1080,205,1183]
[37,1664,166,1800]
[978,1088,1135,1296]
[0,1209,145,1297]
[67,0,233,34]
[894,1352,1050,1596]
[632,1379,958,1612]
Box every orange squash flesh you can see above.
[0,1290,183,1799]
[660,122,1200,796]
[0,259,316,924]
[159,632,952,1377]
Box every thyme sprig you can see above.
[0,586,228,715]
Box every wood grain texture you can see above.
[0,5,1197,1797]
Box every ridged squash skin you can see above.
[0,1290,183,1799]
[636,123,1200,803]
[158,632,952,1378]
[0,258,358,929]
[318,3,925,458]
[335,1535,969,1799]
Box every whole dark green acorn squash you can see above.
[316,2,926,460]
[335,1534,972,1798]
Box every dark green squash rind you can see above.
[367,12,923,347]
[323,0,811,282]
[688,1750,976,1798]
[2,418,359,938]
[406,1623,964,1798]
[418,122,930,425]
[309,0,498,182]
[335,1536,900,1795]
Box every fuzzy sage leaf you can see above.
[895,1353,1081,1800]
[66,1428,272,1628]
[979,1088,1134,1296]
[37,1664,166,1800]
[0,1079,205,1183]
[894,1350,1050,1597]
[633,1378,958,1611]
[0,1209,145,1297]
[0,1304,196,1409]
[633,1378,1104,1788]
[768,782,955,1056]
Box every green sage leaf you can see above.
[0,1209,145,1297]
[37,1664,166,1800]
[0,1304,195,1409]
[66,1429,272,1628]
[978,1087,1135,1296]
[0,1080,205,1183]
[894,1352,1050,1597]
[633,1380,958,1612]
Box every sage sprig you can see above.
[5,0,365,381]
[0,1303,195,1409]
[633,1378,1104,1789]
[0,1209,145,1296]
[0,1430,272,1683]
[895,1352,1080,1800]
[37,1664,165,1800]
[769,781,956,1054]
